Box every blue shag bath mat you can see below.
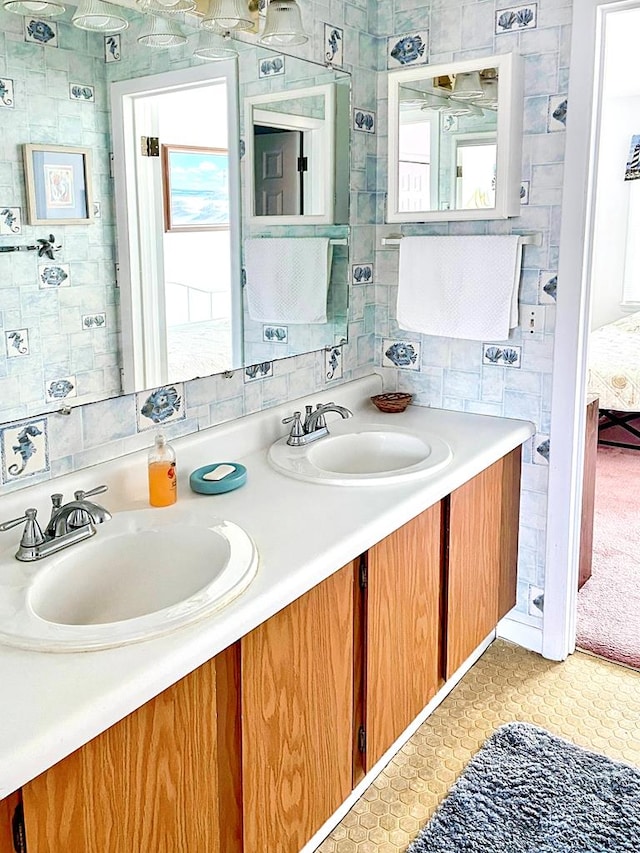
[408,721,640,852]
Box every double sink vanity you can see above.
[0,375,533,853]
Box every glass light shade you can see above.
[444,102,483,118]
[478,77,499,109]
[419,93,449,112]
[193,29,238,59]
[202,0,252,31]
[72,0,128,31]
[451,71,484,101]
[137,13,187,46]
[259,0,307,46]
[3,0,65,17]
[141,0,196,13]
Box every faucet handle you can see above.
[73,484,108,501]
[282,412,306,446]
[0,508,45,550]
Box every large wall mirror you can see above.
[0,5,351,422]
[387,52,522,222]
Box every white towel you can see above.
[244,237,332,324]
[396,235,523,341]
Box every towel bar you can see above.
[380,233,541,247]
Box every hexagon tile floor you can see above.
[315,640,640,853]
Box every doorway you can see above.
[544,0,640,662]
[110,62,243,393]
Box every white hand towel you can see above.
[245,237,332,324]
[396,235,523,341]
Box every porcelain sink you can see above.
[268,422,452,486]
[0,506,258,652]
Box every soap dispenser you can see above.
[148,433,177,507]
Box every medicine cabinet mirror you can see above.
[387,52,523,222]
[245,83,350,225]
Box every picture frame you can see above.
[23,144,93,225]
[161,144,230,232]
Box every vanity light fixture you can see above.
[201,0,253,31]
[71,0,128,30]
[137,11,187,45]
[451,71,484,101]
[259,0,308,46]
[3,0,65,17]
[141,0,196,14]
[419,92,450,112]
[193,28,238,59]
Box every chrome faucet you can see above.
[282,402,353,446]
[0,485,111,562]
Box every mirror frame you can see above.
[245,83,337,226]
[387,52,523,222]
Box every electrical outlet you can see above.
[520,305,545,335]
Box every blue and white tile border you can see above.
[136,384,185,431]
[352,263,373,284]
[0,417,49,483]
[548,95,567,132]
[258,55,285,78]
[0,77,14,108]
[482,344,522,367]
[69,83,95,102]
[538,271,557,303]
[382,339,421,370]
[533,433,550,464]
[245,362,273,382]
[24,19,58,46]
[325,345,343,382]
[104,34,121,62]
[0,207,22,234]
[387,30,429,68]
[353,109,375,134]
[38,263,70,289]
[262,325,288,343]
[495,4,537,33]
[324,24,343,67]
[528,585,544,617]
[5,329,29,357]
[82,313,107,330]
[45,375,77,403]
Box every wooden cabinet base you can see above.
[446,447,521,678]
[21,646,242,853]
[241,562,355,853]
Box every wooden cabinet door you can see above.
[241,562,355,853]
[446,447,521,678]
[0,791,22,853]
[21,646,241,853]
[364,503,443,771]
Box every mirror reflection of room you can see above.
[0,4,351,423]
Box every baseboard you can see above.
[497,615,543,653]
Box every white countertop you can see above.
[0,374,534,798]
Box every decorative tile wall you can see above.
[0,7,120,424]
[371,0,571,623]
[0,0,571,626]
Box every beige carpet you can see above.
[316,640,640,853]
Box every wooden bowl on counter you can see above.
[370,392,413,413]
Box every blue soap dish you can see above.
[189,463,247,495]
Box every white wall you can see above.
[590,94,640,330]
